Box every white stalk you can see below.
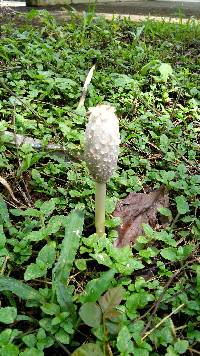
[95,182,106,236]
[84,105,120,237]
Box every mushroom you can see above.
[85,104,120,236]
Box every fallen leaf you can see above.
[113,186,169,247]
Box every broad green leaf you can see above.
[36,242,56,269]
[72,343,104,356]
[161,245,195,261]
[40,198,56,217]
[0,195,11,228]
[79,302,102,327]
[0,276,42,303]
[19,348,44,356]
[158,63,173,81]
[24,263,46,281]
[111,73,135,88]
[55,329,70,344]
[22,334,36,348]
[79,269,116,303]
[53,209,84,285]
[41,303,60,316]
[75,259,87,271]
[99,286,124,313]
[55,282,76,317]
[154,231,177,247]
[158,207,172,218]
[160,247,178,261]
[0,225,6,248]
[0,307,17,324]
[26,230,46,242]
[196,265,200,292]
[175,196,189,215]
[117,326,134,353]
[174,339,189,354]
[1,344,19,356]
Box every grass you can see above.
[0,10,199,356]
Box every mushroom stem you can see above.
[95,182,106,236]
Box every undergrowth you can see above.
[0,10,199,356]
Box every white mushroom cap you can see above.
[85,104,120,183]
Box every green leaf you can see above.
[26,230,46,242]
[22,334,36,348]
[72,343,104,356]
[55,329,70,344]
[99,286,124,313]
[1,344,19,356]
[0,195,11,228]
[160,247,178,261]
[41,303,60,316]
[196,265,200,292]
[174,339,189,354]
[0,225,6,248]
[0,276,42,303]
[53,209,84,285]
[40,198,56,217]
[79,302,102,327]
[117,326,134,353]
[36,242,56,269]
[158,63,173,81]
[24,263,46,281]
[19,348,44,356]
[0,307,17,324]
[79,269,116,303]
[175,196,190,215]
[75,259,87,271]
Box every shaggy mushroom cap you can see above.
[85,104,120,183]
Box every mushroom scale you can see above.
[85,104,120,183]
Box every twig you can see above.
[141,268,182,336]
[189,348,200,355]
[141,303,184,341]
[77,63,96,109]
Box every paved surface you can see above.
[1,1,200,20]
[71,1,200,19]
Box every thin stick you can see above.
[189,349,200,355]
[141,303,184,341]
[95,182,106,236]
[77,64,96,109]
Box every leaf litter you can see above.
[113,185,169,247]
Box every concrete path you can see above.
[1,1,200,20]
[71,1,200,19]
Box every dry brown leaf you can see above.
[113,186,169,248]
[0,176,20,203]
